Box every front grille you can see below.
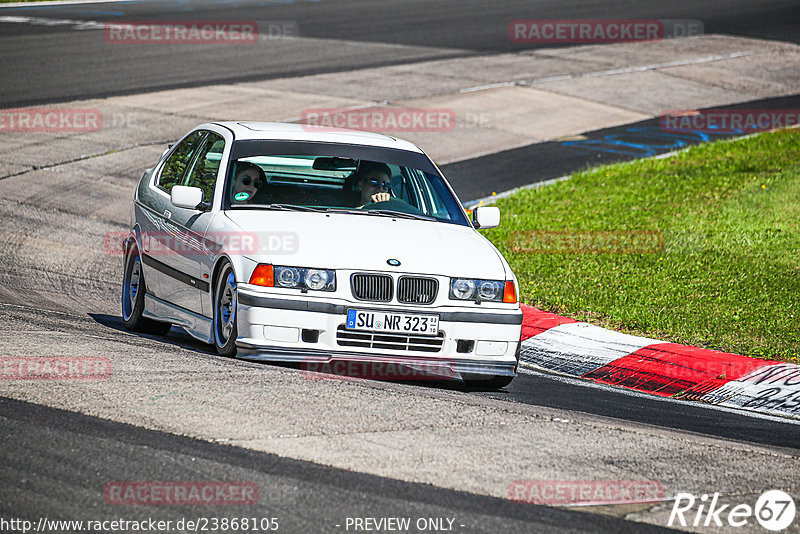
[351,273,393,302]
[397,276,438,304]
[336,325,444,352]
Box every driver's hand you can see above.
[370,192,391,203]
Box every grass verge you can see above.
[481,128,800,362]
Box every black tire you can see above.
[213,262,238,357]
[122,245,172,335]
[463,374,515,390]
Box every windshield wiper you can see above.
[364,209,436,221]
[322,207,365,215]
[264,203,325,212]
[321,207,436,221]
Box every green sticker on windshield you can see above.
[234,191,251,202]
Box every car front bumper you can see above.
[235,286,522,378]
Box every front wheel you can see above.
[213,262,238,357]
[122,245,172,335]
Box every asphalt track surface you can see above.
[63,314,800,451]
[2,1,800,532]
[1,0,799,106]
[0,397,672,534]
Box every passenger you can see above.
[231,161,267,204]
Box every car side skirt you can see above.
[143,293,213,343]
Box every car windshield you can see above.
[223,141,470,226]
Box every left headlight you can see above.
[249,264,336,292]
[449,278,516,303]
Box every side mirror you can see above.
[472,206,500,229]
[171,185,207,210]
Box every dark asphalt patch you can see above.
[442,93,800,203]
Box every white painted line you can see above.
[519,322,661,377]
[528,49,774,84]
[0,15,104,29]
[0,0,131,7]
[457,49,780,96]
[459,81,516,94]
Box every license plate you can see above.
[346,309,439,336]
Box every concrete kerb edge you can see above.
[516,306,800,421]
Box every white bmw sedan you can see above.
[122,122,522,387]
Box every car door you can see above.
[156,131,226,315]
[138,129,206,302]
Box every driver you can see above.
[354,161,393,208]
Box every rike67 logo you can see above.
[669,490,795,531]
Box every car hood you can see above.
[222,210,508,279]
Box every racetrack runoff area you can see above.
[1,30,800,531]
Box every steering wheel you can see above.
[361,197,425,215]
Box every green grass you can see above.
[481,128,800,362]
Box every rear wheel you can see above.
[122,245,172,335]
[213,262,238,357]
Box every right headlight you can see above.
[450,278,477,300]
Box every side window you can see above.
[400,167,424,210]
[185,133,225,203]
[158,130,205,193]
[388,164,407,202]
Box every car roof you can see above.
[210,121,425,153]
